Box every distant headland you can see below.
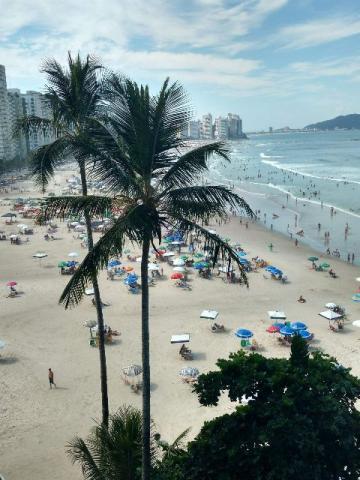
[305,114,360,131]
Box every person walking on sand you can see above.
[48,368,56,389]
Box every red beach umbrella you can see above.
[266,325,280,333]
[6,281,17,287]
[171,273,184,280]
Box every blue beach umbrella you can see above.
[272,322,285,329]
[352,294,360,302]
[235,328,253,339]
[239,258,250,265]
[108,259,121,268]
[298,330,312,340]
[290,322,308,332]
[236,251,247,257]
[279,326,294,336]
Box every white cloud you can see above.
[276,16,360,49]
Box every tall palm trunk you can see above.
[141,237,151,480]
[79,161,109,427]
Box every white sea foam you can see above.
[260,158,360,186]
[260,153,283,159]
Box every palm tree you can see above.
[67,405,157,480]
[42,75,253,480]
[15,53,110,426]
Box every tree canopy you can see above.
[158,337,360,480]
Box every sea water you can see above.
[208,130,360,265]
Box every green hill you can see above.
[305,114,360,130]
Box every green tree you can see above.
[16,53,109,425]
[171,337,360,480]
[42,75,252,480]
[67,405,157,480]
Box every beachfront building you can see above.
[215,116,229,139]
[227,113,243,139]
[22,91,53,150]
[180,120,201,140]
[200,113,213,139]
[7,89,28,160]
[0,65,12,160]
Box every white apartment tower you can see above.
[7,89,28,159]
[227,113,243,139]
[215,116,229,139]
[0,65,12,160]
[200,113,213,139]
[22,91,53,150]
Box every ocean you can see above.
[208,130,360,265]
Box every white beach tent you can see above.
[319,310,342,320]
[171,333,190,344]
[268,311,286,320]
[200,310,219,320]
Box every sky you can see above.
[1,0,360,130]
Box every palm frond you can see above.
[66,436,106,480]
[60,204,162,307]
[160,142,230,188]
[30,136,72,191]
[42,195,115,220]
[149,79,191,173]
[13,115,55,139]
[174,217,249,286]
[163,185,253,223]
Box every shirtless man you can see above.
[48,368,56,389]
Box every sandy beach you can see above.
[1,171,360,479]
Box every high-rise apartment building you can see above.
[227,113,243,139]
[22,91,53,150]
[215,116,229,139]
[200,113,213,139]
[7,89,28,159]
[0,65,12,160]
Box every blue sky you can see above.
[1,0,360,130]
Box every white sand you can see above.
[1,172,360,479]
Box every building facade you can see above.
[7,89,28,159]
[215,116,229,139]
[0,65,11,160]
[22,90,53,150]
[200,113,213,139]
[227,113,243,139]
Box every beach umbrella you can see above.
[108,259,121,268]
[352,294,360,302]
[123,265,134,272]
[85,288,94,296]
[148,263,160,271]
[68,252,79,258]
[1,212,16,217]
[179,367,199,378]
[308,256,319,262]
[272,321,285,329]
[173,258,185,266]
[280,326,294,336]
[194,253,204,258]
[84,319,97,328]
[163,251,175,257]
[290,322,308,332]
[58,261,67,267]
[6,281,17,287]
[200,310,219,320]
[235,328,253,339]
[180,255,188,260]
[207,229,217,235]
[268,311,286,320]
[136,257,142,262]
[0,340,5,349]
[122,364,142,377]
[320,262,330,269]
[352,320,360,328]
[298,330,312,340]
[266,325,280,333]
[236,251,247,257]
[173,266,186,273]
[356,277,360,282]
[33,252,47,259]
[325,302,337,309]
[171,272,184,280]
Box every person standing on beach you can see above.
[352,253,355,264]
[347,253,351,263]
[295,238,298,247]
[48,368,56,389]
